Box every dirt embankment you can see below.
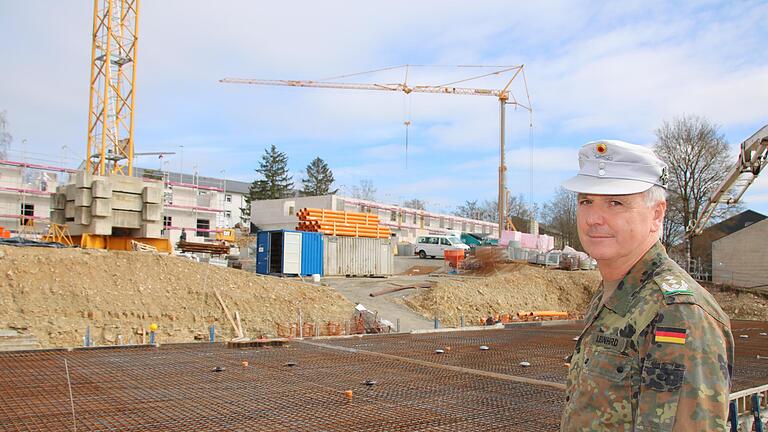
[0,246,353,348]
[401,263,601,326]
[401,263,768,325]
[703,284,768,321]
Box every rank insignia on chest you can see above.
[655,327,687,345]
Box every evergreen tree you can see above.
[241,145,294,219]
[301,157,337,196]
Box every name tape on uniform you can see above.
[591,333,630,352]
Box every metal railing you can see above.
[729,384,767,431]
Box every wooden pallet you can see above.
[227,338,290,348]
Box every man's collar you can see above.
[603,241,667,316]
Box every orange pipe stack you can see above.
[296,208,391,239]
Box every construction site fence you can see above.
[276,320,393,338]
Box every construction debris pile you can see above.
[400,263,601,326]
[0,245,353,348]
[297,208,391,238]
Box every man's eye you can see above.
[609,200,623,206]
[578,199,591,205]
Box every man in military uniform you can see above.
[560,140,734,431]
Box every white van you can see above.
[414,235,469,259]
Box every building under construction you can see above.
[0,159,250,246]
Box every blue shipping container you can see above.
[300,232,323,276]
[255,230,323,276]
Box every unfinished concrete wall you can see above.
[50,172,163,238]
[250,195,335,231]
[712,218,768,287]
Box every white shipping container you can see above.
[323,236,394,276]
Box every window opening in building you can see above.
[225,194,232,203]
[20,203,34,226]
[196,219,210,238]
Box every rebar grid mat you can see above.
[327,325,581,385]
[0,342,564,431]
[1,321,766,431]
[327,321,768,392]
[730,321,768,392]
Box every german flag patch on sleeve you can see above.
[655,327,687,345]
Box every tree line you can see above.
[241,145,385,218]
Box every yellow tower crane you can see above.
[86,0,140,176]
[220,65,531,235]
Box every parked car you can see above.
[414,235,470,259]
[460,232,498,247]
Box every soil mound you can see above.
[0,246,353,348]
[402,265,601,326]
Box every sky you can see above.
[1,1,767,216]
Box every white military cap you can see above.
[562,140,668,195]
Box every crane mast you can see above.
[221,66,530,236]
[86,0,140,176]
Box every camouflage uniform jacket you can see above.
[561,242,734,431]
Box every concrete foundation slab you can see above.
[50,209,65,225]
[74,188,93,207]
[137,222,163,238]
[112,192,143,211]
[113,210,142,229]
[89,217,112,235]
[74,171,92,189]
[91,179,112,199]
[66,224,85,236]
[142,203,162,221]
[91,199,112,217]
[65,184,76,198]
[74,206,92,225]
[64,202,75,219]
[109,176,144,194]
[142,186,162,204]
[52,193,66,210]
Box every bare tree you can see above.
[653,115,741,257]
[541,187,581,250]
[402,198,426,210]
[454,200,487,221]
[0,111,11,160]
[476,194,538,227]
[351,179,377,201]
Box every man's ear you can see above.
[650,200,667,233]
